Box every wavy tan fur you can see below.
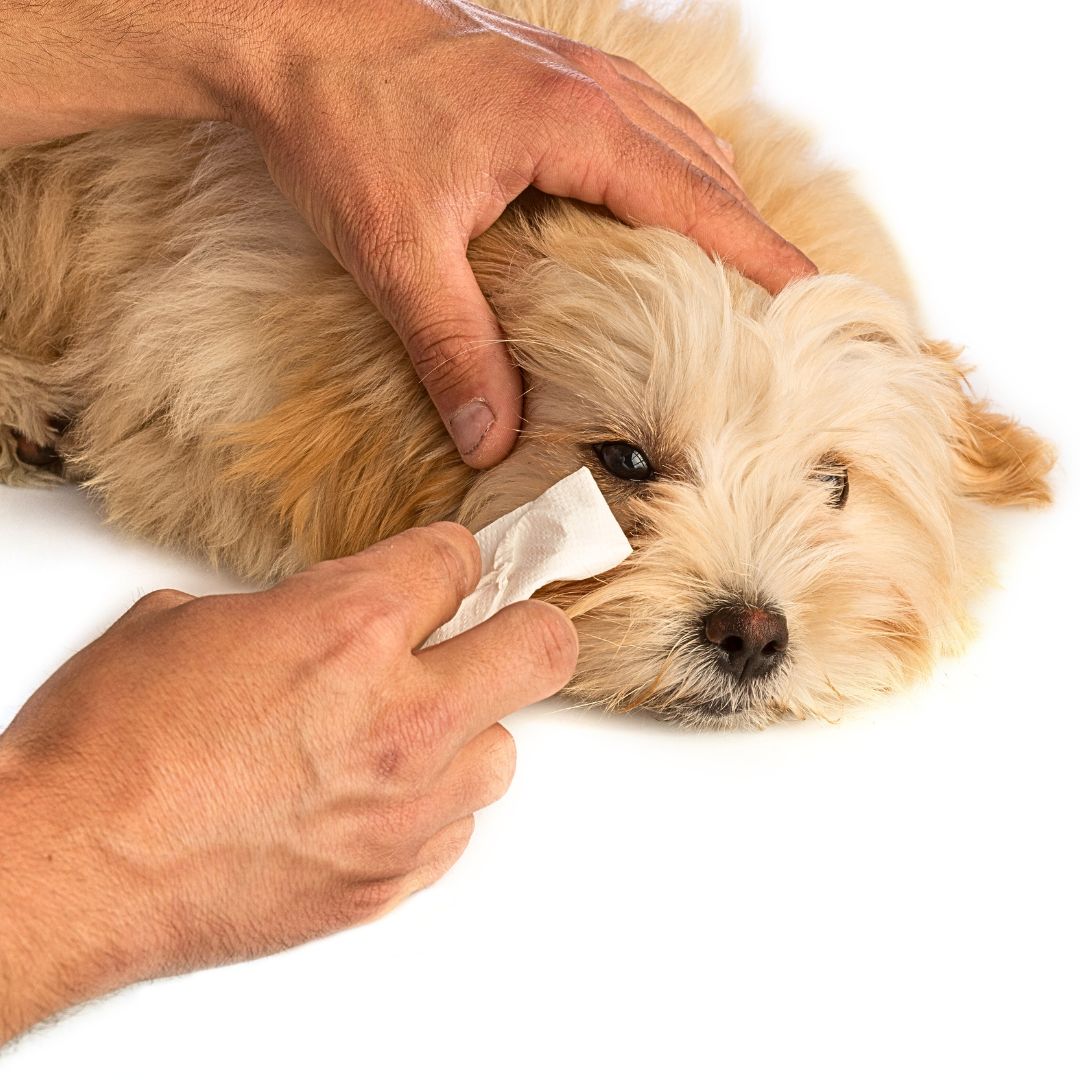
[0,0,1054,726]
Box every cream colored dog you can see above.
[0,0,1054,727]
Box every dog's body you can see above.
[0,0,1053,726]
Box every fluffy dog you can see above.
[0,0,1054,727]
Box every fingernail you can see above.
[449,399,495,458]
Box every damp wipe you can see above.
[424,467,633,648]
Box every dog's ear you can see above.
[923,339,1055,507]
[953,397,1055,507]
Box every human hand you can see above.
[217,0,815,466]
[1,0,814,468]
[0,523,577,1043]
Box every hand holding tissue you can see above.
[424,468,633,648]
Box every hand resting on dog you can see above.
[0,0,814,468]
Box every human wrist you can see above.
[0,0,249,146]
[0,745,165,1043]
[203,0,460,132]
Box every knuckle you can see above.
[331,592,409,654]
[679,161,736,224]
[459,732,516,811]
[569,42,619,82]
[488,720,516,760]
[346,877,404,923]
[615,54,649,81]
[556,71,618,124]
[409,322,482,399]
[373,739,409,784]
[314,811,409,879]
[357,216,426,289]
[692,161,734,204]
[367,795,425,848]
[414,522,479,597]
[412,689,460,747]
[438,815,476,863]
[369,733,425,791]
[486,727,517,795]
[673,99,706,134]
[370,698,455,781]
[555,37,592,64]
[130,588,191,615]
[421,817,475,878]
[520,601,579,681]
[422,519,475,551]
[461,813,477,844]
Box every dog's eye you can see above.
[814,456,849,509]
[593,441,654,482]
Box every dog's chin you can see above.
[648,676,790,731]
[634,649,792,730]
[656,704,760,730]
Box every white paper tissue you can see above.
[424,467,633,648]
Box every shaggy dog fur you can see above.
[0,0,1054,726]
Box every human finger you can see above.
[533,111,815,292]
[357,226,523,469]
[598,54,742,173]
[400,813,477,896]
[426,721,517,824]
[289,522,482,648]
[618,77,746,192]
[603,80,756,216]
[113,588,197,629]
[418,599,578,751]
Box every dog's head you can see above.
[461,206,1054,727]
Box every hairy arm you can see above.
[0,0,233,144]
[0,764,157,1044]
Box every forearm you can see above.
[0,744,158,1045]
[0,0,435,149]
[0,0,254,147]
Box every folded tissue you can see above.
[424,467,633,648]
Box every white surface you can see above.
[425,467,632,646]
[2,1,1078,1076]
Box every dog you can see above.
[0,0,1054,727]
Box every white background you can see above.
[2,1,1078,1076]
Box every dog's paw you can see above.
[0,424,67,487]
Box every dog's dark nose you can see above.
[703,604,789,682]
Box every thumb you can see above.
[366,235,523,469]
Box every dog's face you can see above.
[461,210,1053,727]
